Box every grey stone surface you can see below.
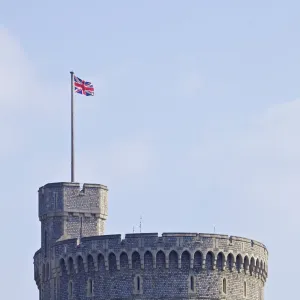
[34,182,268,300]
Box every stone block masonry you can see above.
[34,183,268,300]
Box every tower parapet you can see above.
[34,232,268,300]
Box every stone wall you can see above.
[34,233,268,300]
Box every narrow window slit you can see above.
[137,276,140,291]
[190,276,195,291]
[223,278,227,294]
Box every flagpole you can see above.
[70,71,75,182]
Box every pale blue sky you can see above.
[1,1,299,299]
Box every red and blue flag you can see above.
[74,75,94,96]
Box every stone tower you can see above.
[38,182,108,259]
[34,182,268,300]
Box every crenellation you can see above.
[35,233,268,277]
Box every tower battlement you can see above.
[38,182,108,220]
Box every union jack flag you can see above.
[74,75,94,96]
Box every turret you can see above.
[38,182,108,257]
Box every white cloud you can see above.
[0,28,35,156]
[0,27,37,108]
[187,98,300,226]
[0,28,71,158]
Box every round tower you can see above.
[34,182,268,300]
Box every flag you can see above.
[74,75,94,96]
